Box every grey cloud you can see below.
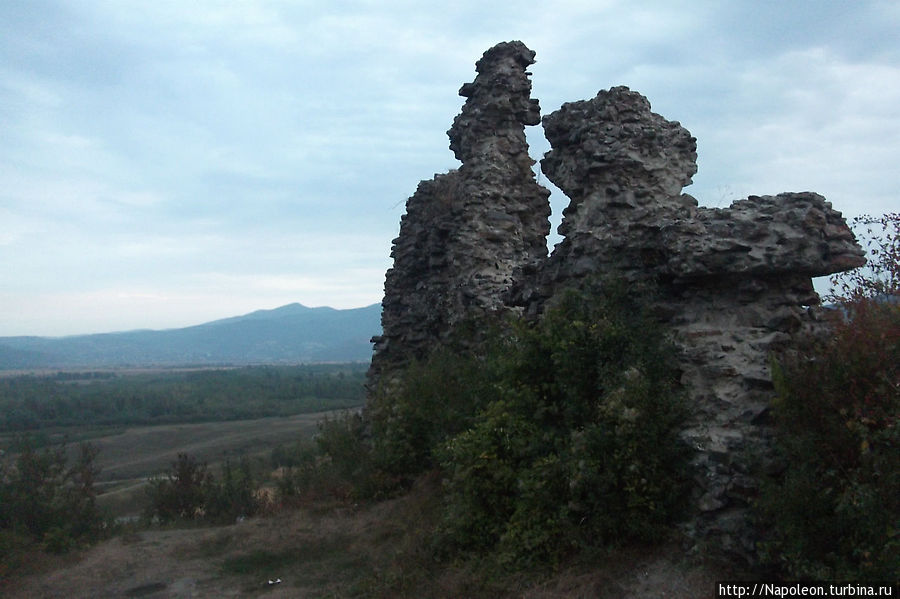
[1,0,897,335]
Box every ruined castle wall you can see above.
[368,43,865,557]
[531,86,700,307]
[368,41,551,389]
[534,86,865,556]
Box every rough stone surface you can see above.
[533,86,864,557]
[368,41,551,389]
[529,86,699,305]
[368,43,865,559]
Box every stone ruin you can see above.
[368,42,551,386]
[368,41,865,557]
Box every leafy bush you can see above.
[145,453,260,524]
[270,410,398,504]
[368,347,498,481]
[204,458,260,523]
[0,440,104,552]
[436,284,692,567]
[758,213,899,580]
[145,453,210,523]
[271,440,322,503]
[302,282,692,569]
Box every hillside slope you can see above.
[0,303,381,369]
[4,499,728,598]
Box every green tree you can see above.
[759,212,900,580]
[437,284,692,567]
[146,453,261,524]
[0,440,104,552]
[146,453,210,523]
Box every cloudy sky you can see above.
[2,1,898,336]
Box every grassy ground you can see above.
[4,472,734,598]
[85,410,356,519]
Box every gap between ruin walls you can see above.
[366,40,866,562]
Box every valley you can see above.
[86,411,351,521]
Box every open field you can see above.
[1,362,367,524]
[90,410,344,481]
[41,409,356,519]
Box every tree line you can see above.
[0,363,367,433]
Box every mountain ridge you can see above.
[0,303,381,369]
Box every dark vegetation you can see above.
[0,440,104,580]
[300,281,696,584]
[756,213,899,580]
[145,453,261,525]
[0,363,367,434]
[281,214,898,589]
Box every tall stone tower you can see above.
[368,41,551,391]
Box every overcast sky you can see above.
[2,1,898,336]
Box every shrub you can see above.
[368,347,497,481]
[273,410,395,503]
[146,453,211,523]
[305,282,692,568]
[437,283,693,567]
[271,440,322,503]
[0,440,104,552]
[759,213,900,580]
[437,397,542,556]
[145,453,260,524]
[204,458,260,523]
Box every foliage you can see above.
[827,212,899,303]
[273,410,406,503]
[0,439,104,553]
[436,284,692,568]
[289,283,691,570]
[368,346,498,481]
[0,363,367,434]
[271,439,324,503]
[145,453,210,523]
[274,412,373,502]
[145,453,261,524]
[205,459,260,523]
[759,213,900,580]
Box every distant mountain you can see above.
[0,303,382,370]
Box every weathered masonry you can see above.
[368,41,865,555]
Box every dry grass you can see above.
[4,411,737,597]
[5,473,734,598]
[69,411,355,519]
[91,411,342,480]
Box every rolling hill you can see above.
[0,303,382,369]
